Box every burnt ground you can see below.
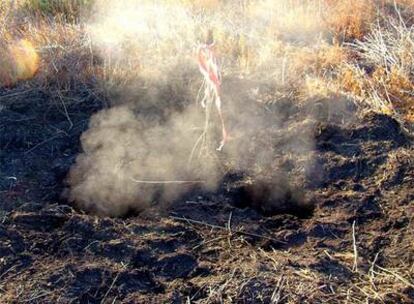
[0,84,413,303]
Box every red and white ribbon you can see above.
[197,43,227,151]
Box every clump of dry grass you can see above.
[341,15,414,121]
[23,0,94,21]
[325,0,377,41]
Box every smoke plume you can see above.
[68,0,330,216]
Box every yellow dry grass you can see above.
[325,0,376,41]
[0,0,413,123]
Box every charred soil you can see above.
[0,86,413,303]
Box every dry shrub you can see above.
[337,64,398,116]
[317,43,349,69]
[0,37,13,87]
[380,0,414,25]
[347,15,414,121]
[303,76,334,100]
[325,0,376,41]
[338,64,368,99]
[24,20,96,93]
[23,0,94,22]
[290,43,348,76]
[245,0,326,42]
[373,67,414,120]
[212,30,254,73]
[271,42,349,105]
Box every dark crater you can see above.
[226,175,315,218]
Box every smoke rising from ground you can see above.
[68,0,331,216]
[68,104,223,216]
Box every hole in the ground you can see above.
[226,176,315,219]
[62,168,314,219]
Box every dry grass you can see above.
[325,0,377,41]
[1,2,94,89]
[340,14,414,121]
[1,0,412,126]
[21,0,94,21]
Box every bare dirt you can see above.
[0,85,413,303]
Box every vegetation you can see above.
[1,0,413,124]
[0,1,413,302]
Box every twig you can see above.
[56,91,73,129]
[0,89,35,101]
[227,211,233,234]
[24,135,60,154]
[22,291,53,303]
[130,178,205,184]
[352,220,358,273]
[375,265,414,288]
[227,211,233,248]
[369,252,380,284]
[83,240,100,251]
[271,275,285,304]
[101,273,119,304]
[170,215,285,244]
[0,264,17,280]
[192,235,227,250]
